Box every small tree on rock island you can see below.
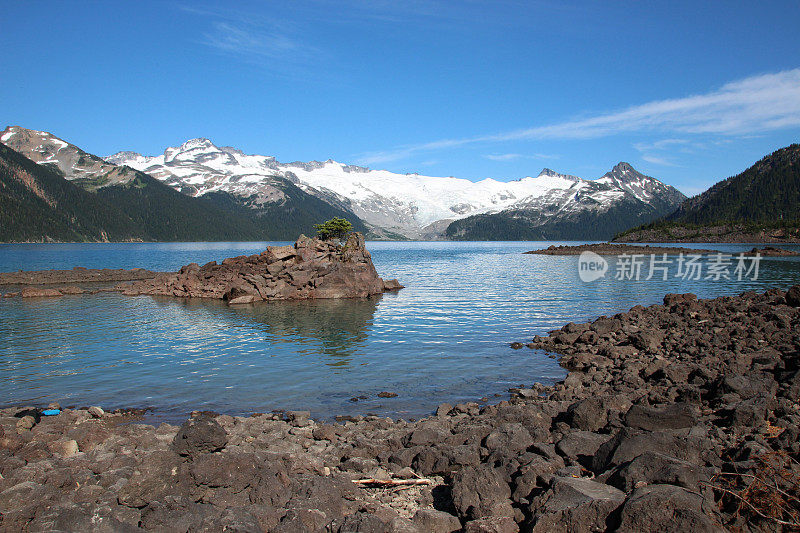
[314,217,353,243]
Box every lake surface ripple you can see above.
[1,241,799,422]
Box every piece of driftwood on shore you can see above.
[352,477,433,488]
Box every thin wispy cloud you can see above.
[633,138,690,152]
[634,139,690,166]
[179,5,323,77]
[357,68,800,165]
[641,155,678,167]
[204,22,306,59]
[483,153,559,161]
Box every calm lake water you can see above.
[2,241,800,422]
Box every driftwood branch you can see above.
[352,478,432,488]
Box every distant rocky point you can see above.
[119,232,403,304]
[524,243,719,256]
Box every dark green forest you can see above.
[446,197,677,241]
[616,143,800,239]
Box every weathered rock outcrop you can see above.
[119,233,403,304]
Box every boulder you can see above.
[566,398,607,431]
[484,423,534,454]
[610,451,710,491]
[616,484,720,533]
[384,279,404,291]
[334,511,390,533]
[172,415,228,458]
[592,428,704,472]
[663,293,697,307]
[47,439,79,458]
[412,509,461,533]
[58,285,84,295]
[451,465,514,521]
[624,403,698,431]
[530,476,625,533]
[15,415,36,431]
[556,431,610,461]
[786,284,800,307]
[117,450,185,508]
[729,396,769,428]
[273,508,329,533]
[629,329,665,352]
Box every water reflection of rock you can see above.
[160,296,381,368]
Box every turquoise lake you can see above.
[1,241,800,422]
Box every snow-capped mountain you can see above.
[107,138,685,239]
[1,126,138,190]
[0,126,364,242]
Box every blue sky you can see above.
[2,1,799,195]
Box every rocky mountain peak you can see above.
[178,138,217,152]
[105,151,143,165]
[537,168,582,182]
[604,162,648,184]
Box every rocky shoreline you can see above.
[2,286,799,531]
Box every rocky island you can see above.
[1,233,403,303]
[1,286,799,531]
[120,232,402,304]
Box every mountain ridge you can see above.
[0,127,365,242]
[615,143,800,243]
[107,137,686,240]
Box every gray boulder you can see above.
[556,430,610,461]
[172,415,228,458]
[616,484,721,532]
[610,451,710,491]
[451,465,513,521]
[624,403,698,431]
[412,509,461,533]
[530,476,625,533]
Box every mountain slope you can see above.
[0,128,270,242]
[0,143,139,242]
[1,126,138,191]
[108,140,686,239]
[445,163,686,240]
[616,144,800,242]
[1,127,365,242]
